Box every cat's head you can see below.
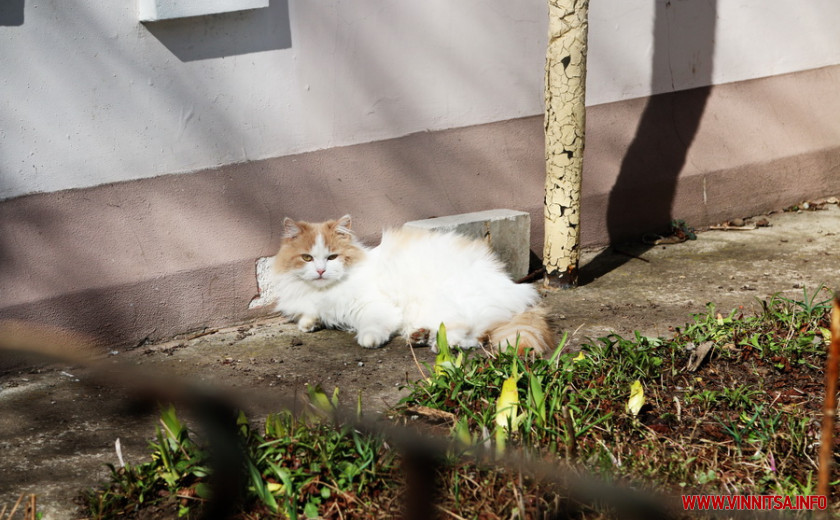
[274,215,364,288]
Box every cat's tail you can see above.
[484,306,556,356]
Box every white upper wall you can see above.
[2,0,840,199]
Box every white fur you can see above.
[274,228,539,350]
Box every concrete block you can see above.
[249,256,277,310]
[403,209,531,280]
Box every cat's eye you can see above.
[300,254,313,262]
[327,254,339,260]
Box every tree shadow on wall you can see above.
[579,0,717,285]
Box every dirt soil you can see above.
[1,203,838,519]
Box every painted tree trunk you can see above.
[543,0,589,288]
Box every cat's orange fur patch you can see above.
[483,306,555,356]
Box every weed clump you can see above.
[82,406,397,519]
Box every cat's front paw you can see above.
[297,315,322,333]
[406,328,431,347]
[357,329,391,349]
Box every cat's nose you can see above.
[316,268,326,277]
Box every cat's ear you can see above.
[335,214,353,236]
[282,217,301,239]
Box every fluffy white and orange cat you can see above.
[272,215,554,355]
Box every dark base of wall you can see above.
[3,65,840,350]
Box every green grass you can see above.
[82,404,397,519]
[80,287,837,518]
